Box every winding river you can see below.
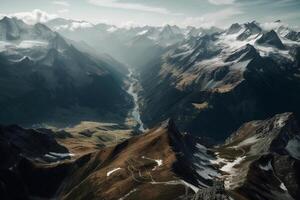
[127,69,146,132]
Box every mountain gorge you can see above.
[45,18,300,140]
[0,15,300,200]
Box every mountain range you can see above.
[0,16,300,200]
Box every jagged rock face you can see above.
[227,23,243,35]
[0,125,69,159]
[0,17,131,126]
[237,21,262,41]
[138,21,300,141]
[256,30,285,49]
[192,181,229,200]
[214,113,300,200]
[285,30,300,42]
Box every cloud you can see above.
[119,21,142,29]
[208,0,235,5]
[58,9,69,13]
[261,21,284,30]
[181,8,242,28]
[54,21,94,31]
[52,1,70,7]
[181,17,214,28]
[0,9,57,25]
[88,0,172,15]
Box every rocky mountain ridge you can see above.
[137,20,300,140]
[1,112,299,200]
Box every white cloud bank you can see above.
[181,8,242,28]
[58,9,69,14]
[52,1,70,7]
[208,0,235,5]
[88,0,172,15]
[0,9,57,25]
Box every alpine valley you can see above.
[0,14,300,200]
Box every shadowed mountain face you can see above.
[0,125,72,199]
[0,17,131,126]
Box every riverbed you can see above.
[127,69,146,132]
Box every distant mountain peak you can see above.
[236,21,262,41]
[227,23,242,34]
[256,29,285,49]
[225,43,258,62]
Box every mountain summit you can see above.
[257,30,285,49]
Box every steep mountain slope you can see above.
[56,119,219,200]
[0,17,131,126]
[0,119,223,200]
[1,112,298,200]
[214,112,300,200]
[138,21,300,140]
[0,125,73,199]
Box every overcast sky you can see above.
[1,0,300,28]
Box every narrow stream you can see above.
[127,69,146,132]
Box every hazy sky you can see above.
[1,0,300,28]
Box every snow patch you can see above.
[150,179,199,193]
[235,135,259,148]
[286,137,300,160]
[195,163,220,180]
[280,183,288,191]
[230,60,251,72]
[49,152,75,157]
[118,188,137,200]
[210,156,227,165]
[107,26,118,33]
[0,40,48,51]
[0,41,11,52]
[220,156,246,189]
[107,167,122,177]
[137,30,148,36]
[142,156,163,171]
[196,143,207,151]
[17,40,48,49]
[220,156,245,173]
[181,180,199,193]
[275,114,290,129]
[259,161,273,171]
